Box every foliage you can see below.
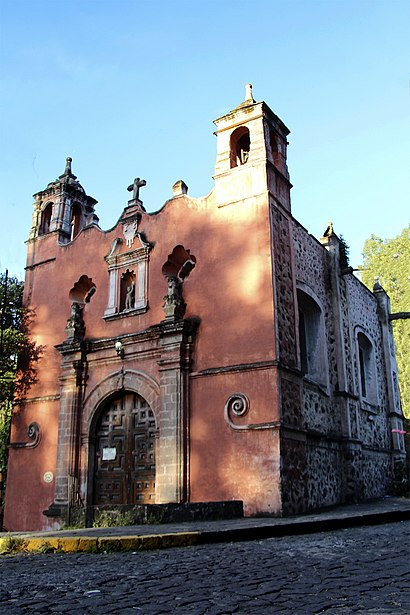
[0,534,25,554]
[59,522,85,531]
[92,509,134,528]
[33,541,54,554]
[0,272,43,475]
[360,226,410,417]
[338,234,350,269]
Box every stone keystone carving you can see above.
[65,302,85,342]
[162,275,186,320]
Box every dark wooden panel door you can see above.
[94,392,156,505]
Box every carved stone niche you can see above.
[65,275,96,343]
[161,245,196,321]
[121,269,136,311]
[104,234,151,319]
[162,245,196,281]
[69,275,96,304]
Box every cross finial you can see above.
[65,157,72,175]
[245,83,254,102]
[127,177,147,201]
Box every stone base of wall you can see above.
[307,440,342,510]
[390,457,410,497]
[280,435,308,516]
[81,500,244,528]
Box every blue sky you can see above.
[1,0,408,279]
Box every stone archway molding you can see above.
[83,369,160,432]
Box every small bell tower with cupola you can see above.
[29,157,99,243]
[213,84,291,211]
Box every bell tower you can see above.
[29,157,98,243]
[213,84,291,210]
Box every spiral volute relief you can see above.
[224,393,250,430]
[9,422,41,448]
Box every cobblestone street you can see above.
[0,521,409,614]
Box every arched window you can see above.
[39,202,53,235]
[297,289,327,387]
[70,203,82,240]
[357,332,378,405]
[230,126,250,168]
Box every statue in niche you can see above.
[125,281,135,310]
[121,270,135,312]
[162,275,186,320]
[65,302,85,342]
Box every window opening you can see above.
[230,126,250,168]
[359,347,367,397]
[39,203,53,235]
[297,289,327,387]
[357,332,377,405]
[298,309,308,375]
[70,203,82,240]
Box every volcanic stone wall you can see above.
[290,220,393,509]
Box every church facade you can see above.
[4,87,406,531]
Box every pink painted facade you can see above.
[4,88,405,531]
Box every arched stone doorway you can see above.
[92,391,156,505]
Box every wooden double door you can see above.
[93,392,156,505]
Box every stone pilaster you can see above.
[321,233,353,438]
[49,187,63,234]
[373,283,406,456]
[45,341,88,522]
[104,268,119,317]
[320,231,363,502]
[156,319,198,503]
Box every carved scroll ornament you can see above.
[9,423,41,449]
[224,393,280,432]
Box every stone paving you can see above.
[0,521,409,614]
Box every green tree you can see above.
[0,272,42,476]
[360,226,410,418]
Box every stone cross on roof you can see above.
[127,177,147,201]
[65,157,73,175]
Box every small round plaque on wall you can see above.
[43,471,54,484]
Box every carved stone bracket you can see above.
[65,302,85,342]
[9,422,41,449]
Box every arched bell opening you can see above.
[230,126,250,168]
[70,202,82,240]
[39,202,53,235]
